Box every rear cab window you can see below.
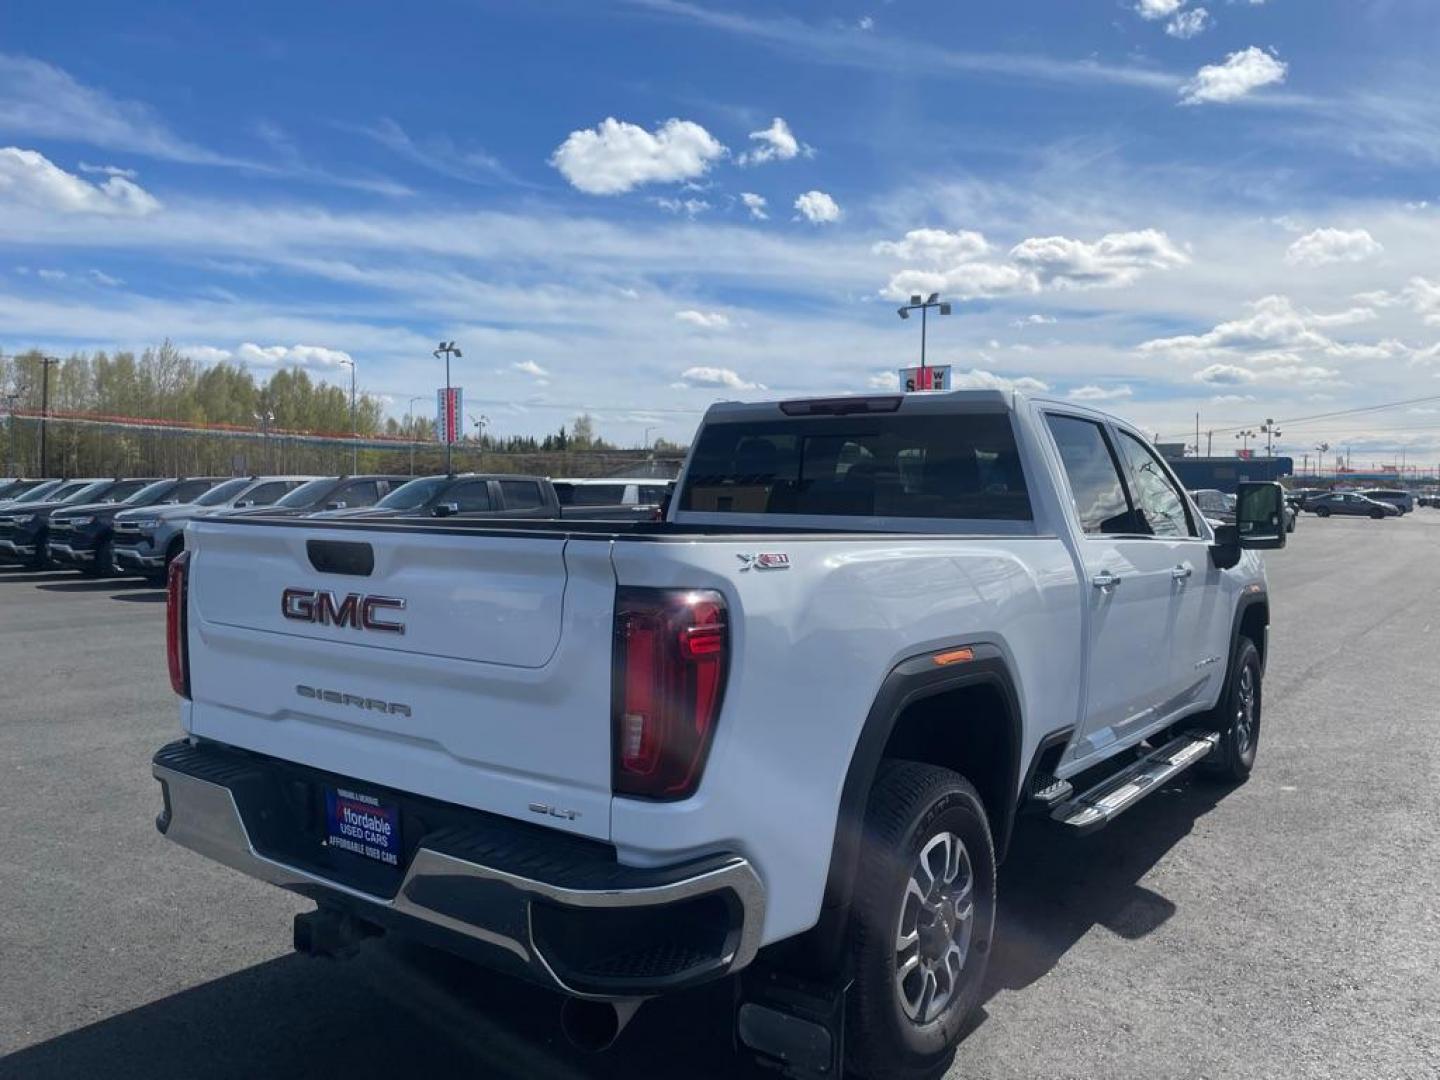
[677,411,1032,526]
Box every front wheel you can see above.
[1315,506,1330,517]
[1371,509,1384,519]
[1203,637,1262,783]
[845,761,996,1080]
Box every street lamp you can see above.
[896,292,951,374]
[643,426,656,455]
[434,340,462,473]
[338,357,357,474]
[1235,429,1257,454]
[253,410,275,473]
[406,395,427,476]
[38,356,60,477]
[1260,418,1281,457]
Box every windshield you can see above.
[377,476,447,510]
[122,480,178,506]
[60,481,112,504]
[193,478,251,507]
[275,477,338,508]
[8,480,65,504]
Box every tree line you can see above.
[1,343,685,480]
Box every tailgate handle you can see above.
[306,539,374,577]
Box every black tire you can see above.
[845,761,996,1080]
[1370,509,1384,519]
[83,540,113,577]
[1315,506,1330,517]
[1202,637,1262,783]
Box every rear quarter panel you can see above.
[609,534,1081,943]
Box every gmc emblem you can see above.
[281,588,406,635]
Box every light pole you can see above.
[406,395,427,475]
[4,393,19,477]
[253,410,275,473]
[643,426,656,455]
[435,341,462,474]
[338,358,357,474]
[1260,419,1281,457]
[896,293,951,376]
[1314,443,1329,478]
[1235,429,1257,455]
[39,356,60,477]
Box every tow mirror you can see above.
[1236,481,1287,549]
[1210,481,1285,568]
[432,502,460,518]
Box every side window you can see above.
[1115,431,1195,538]
[338,480,381,507]
[1045,415,1139,536]
[499,481,544,509]
[169,480,213,503]
[639,484,670,503]
[246,482,289,505]
[449,481,492,512]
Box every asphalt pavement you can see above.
[1,515,1437,1079]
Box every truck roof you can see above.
[702,389,1014,423]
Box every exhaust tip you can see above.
[559,998,641,1053]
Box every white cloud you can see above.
[655,196,712,217]
[1012,313,1056,327]
[78,161,137,179]
[877,228,1185,301]
[233,342,353,370]
[550,117,726,195]
[1166,8,1211,38]
[1139,295,1381,358]
[794,189,841,224]
[675,309,731,329]
[738,117,808,166]
[1180,46,1287,105]
[740,192,768,220]
[949,368,1050,393]
[37,268,67,281]
[1195,363,1256,385]
[857,15,874,30]
[354,117,512,185]
[1136,0,1186,19]
[873,228,990,264]
[0,53,232,165]
[511,359,549,377]
[884,262,1035,301]
[1068,384,1134,401]
[0,147,160,216]
[1285,227,1384,267]
[675,365,763,390]
[1010,229,1189,289]
[867,370,900,389]
[88,269,122,287]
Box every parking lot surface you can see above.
[2,516,1437,1079]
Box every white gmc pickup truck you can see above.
[153,390,1286,1079]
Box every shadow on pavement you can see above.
[0,778,1230,1080]
[37,578,154,594]
[109,590,165,603]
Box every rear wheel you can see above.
[1202,637,1262,783]
[1315,506,1330,517]
[1371,509,1384,519]
[845,761,996,1080]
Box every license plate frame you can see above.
[323,785,402,868]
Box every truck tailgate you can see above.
[182,520,617,839]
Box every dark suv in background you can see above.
[221,475,408,518]
[0,478,155,569]
[48,477,227,576]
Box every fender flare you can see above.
[1229,590,1270,672]
[807,643,1022,969]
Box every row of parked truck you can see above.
[0,472,673,582]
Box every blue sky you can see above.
[3,0,1440,459]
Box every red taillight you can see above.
[166,550,191,699]
[612,588,729,800]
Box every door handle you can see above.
[1091,570,1121,591]
[1171,564,1193,581]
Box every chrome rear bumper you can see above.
[153,740,764,998]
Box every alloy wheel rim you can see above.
[1234,664,1257,757]
[895,830,974,1024]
